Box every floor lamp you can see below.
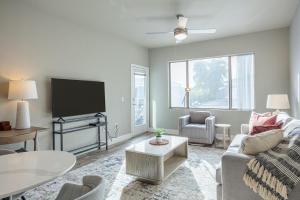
[8,80,38,129]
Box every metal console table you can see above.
[52,113,108,154]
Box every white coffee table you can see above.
[125,135,188,184]
[0,151,76,199]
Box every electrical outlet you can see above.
[115,123,119,137]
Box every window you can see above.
[170,61,186,107]
[169,54,254,110]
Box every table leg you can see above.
[223,128,226,149]
[60,134,63,151]
[24,140,27,151]
[105,115,108,150]
[60,123,63,151]
[52,123,55,150]
[97,118,101,150]
[33,131,38,151]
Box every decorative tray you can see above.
[149,139,169,145]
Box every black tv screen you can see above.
[51,78,106,117]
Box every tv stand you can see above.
[94,112,105,117]
[57,117,65,122]
[52,114,108,154]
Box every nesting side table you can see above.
[215,124,231,149]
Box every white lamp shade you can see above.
[8,80,38,100]
[266,94,290,110]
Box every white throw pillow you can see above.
[282,119,300,137]
[240,129,283,155]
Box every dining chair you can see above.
[55,176,105,200]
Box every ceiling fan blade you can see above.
[177,16,188,29]
[145,31,173,35]
[188,29,216,34]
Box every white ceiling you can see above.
[25,0,300,48]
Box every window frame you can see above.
[168,52,255,111]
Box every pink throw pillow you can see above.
[249,113,277,134]
[251,121,283,135]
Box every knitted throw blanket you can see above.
[243,135,300,200]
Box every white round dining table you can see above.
[0,151,76,199]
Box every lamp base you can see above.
[272,109,281,115]
[15,101,30,129]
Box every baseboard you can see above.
[108,131,145,147]
[148,128,179,135]
[75,131,145,155]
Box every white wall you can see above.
[149,28,290,134]
[0,0,148,150]
[290,5,300,118]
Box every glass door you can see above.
[131,65,149,135]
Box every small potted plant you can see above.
[154,128,165,143]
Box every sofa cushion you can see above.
[283,119,300,137]
[190,111,210,124]
[289,127,300,137]
[184,124,206,129]
[240,129,283,155]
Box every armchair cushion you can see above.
[185,124,206,129]
[182,124,207,139]
[190,111,211,124]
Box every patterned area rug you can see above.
[21,146,224,200]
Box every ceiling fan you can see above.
[145,14,216,42]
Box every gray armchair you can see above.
[179,111,215,144]
[55,176,105,200]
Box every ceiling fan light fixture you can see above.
[174,28,187,41]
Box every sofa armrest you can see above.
[205,116,216,140]
[241,124,249,135]
[221,151,255,200]
[179,115,190,131]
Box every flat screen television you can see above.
[51,78,106,118]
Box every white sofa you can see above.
[216,113,300,200]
